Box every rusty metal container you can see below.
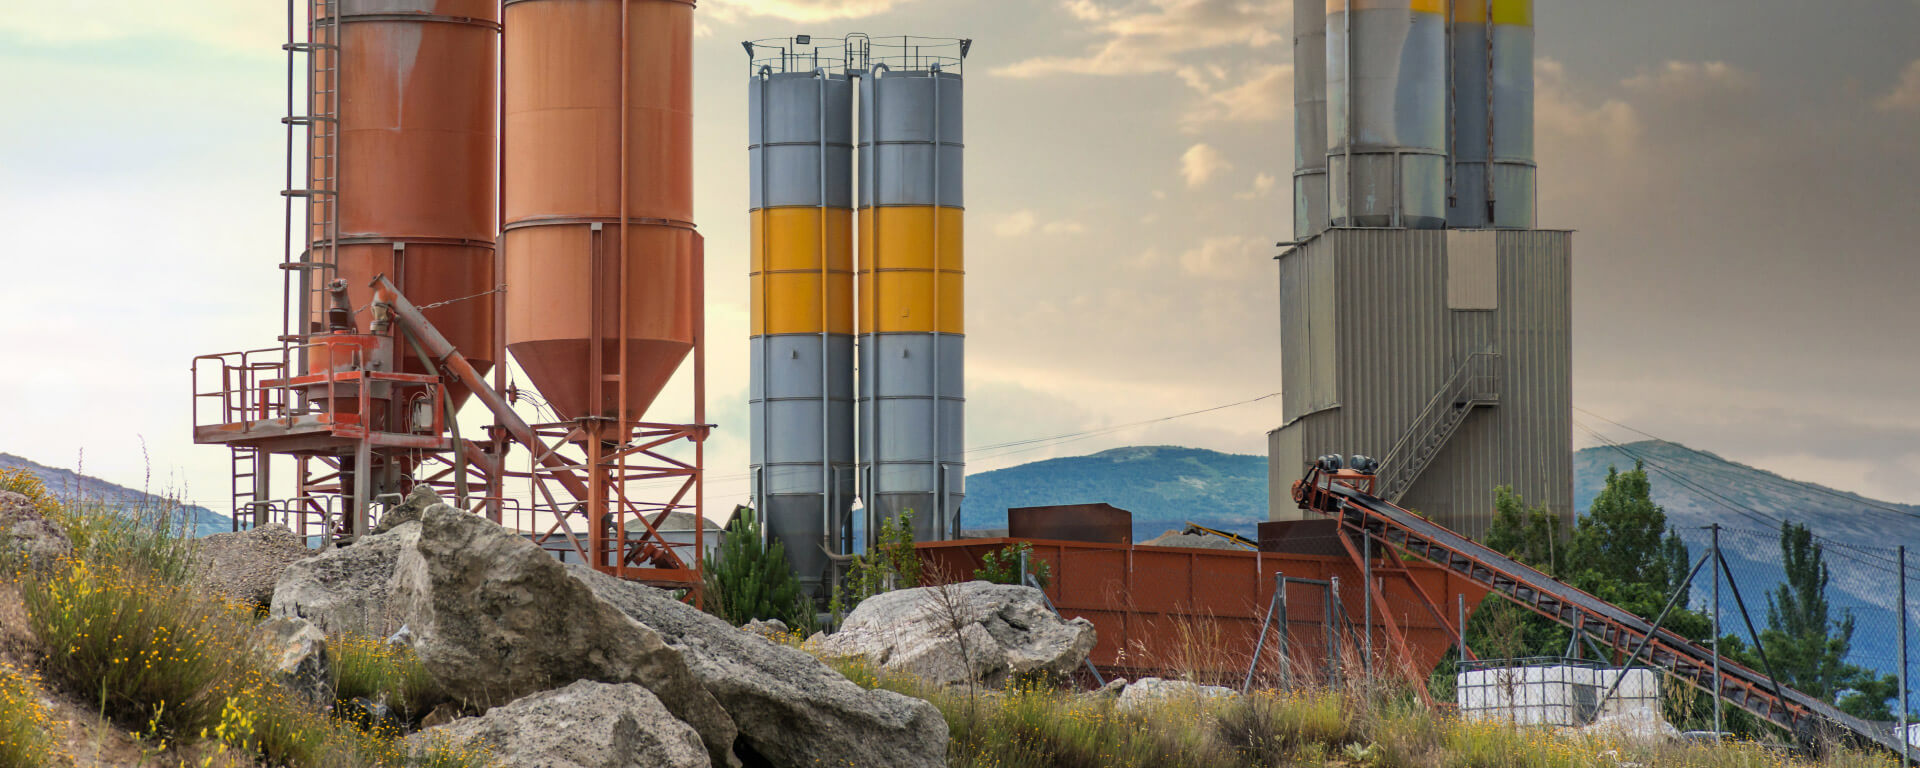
[318,0,499,393]
[503,0,697,422]
[1007,503,1133,544]
[919,537,1489,684]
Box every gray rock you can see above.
[270,520,419,637]
[1082,677,1129,701]
[1580,706,1681,742]
[257,616,332,707]
[569,565,948,768]
[740,619,788,641]
[815,581,1097,688]
[373,485,441,535]
[194,523,310,607]
[411,681,710,768]
[0,489,72,572]
[394,504,738,768]
[1114,677,1238,712]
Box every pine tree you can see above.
[702,506,814,631]
[1566,462,1707,640]
[1757,521,1864,703]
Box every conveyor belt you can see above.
[1294,468,1905,756]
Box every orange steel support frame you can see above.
[192,0,708,595]
[917,538,1489,687]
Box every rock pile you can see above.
[264,488,949,768]
[814,581,1098,688]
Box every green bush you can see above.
[330,632,444,723]
[701,507,815,632]
[0,663,71,768]
[22,558,250,739]
[974,542,1052,589]
[831,509,922,617]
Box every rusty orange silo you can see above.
[313,0,499,393]
[503,0,698,422]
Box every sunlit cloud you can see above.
[1179,142,1231,187]
[994,0,1288,78]
[704,0,908,24]
[1878,59,1920,112]
[1234,172,1276,200]
[1178,63,1291,131]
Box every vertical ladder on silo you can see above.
[229,447,261,532]
[280,0,341,345]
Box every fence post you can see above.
[1901,544,1910,764]
[1712,524,1723,742]
[1329,576,1342,686]
[1363,535,1373,680]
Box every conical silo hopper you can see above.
[503,0,697,422]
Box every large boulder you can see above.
[411,681,710,768]
[372,485,441,535]
[194,523,310,607]
[270,521,419,637]
[569,565,948,768]
[256,616,333,707]
[815,581,1097,688]
[0,489,72,572]
[1114,678,1238,713]
[393,504,738,768]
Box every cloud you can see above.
[1234,172,1277,200]
[1178,235,1261,278]
[1878,59,1920,112]
[995,209,1086,237]
[1622,60,1753,99]
[994,0,1288,78]
[995,210,1038,237]
[1180,143,1231,187]
[0,1,279,52]
[1535,58,1642,160]
[1178,64,1291,131]
[704,0,906,24]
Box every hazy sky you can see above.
[2,0,1917,517]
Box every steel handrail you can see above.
[1377,352,1500,496]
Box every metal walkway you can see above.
[1292,466,1906,756]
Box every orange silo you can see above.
[502,0,698,423]
[313,0,499,394]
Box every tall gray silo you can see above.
[1446,1,1536,228]
[747,38,857,596]
[1294,0,1329,239]
[857,37,967,544]
[1326,0,1449,229]
[1272,0,1570,540]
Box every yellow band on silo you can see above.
[1446,0,1531,25]
[1329,0,1449,14]
[857,206,964,334]
[750,207,854,336]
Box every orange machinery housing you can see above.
[918,538,1491,685]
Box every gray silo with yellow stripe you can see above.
[747,38,857,595]
[858,37,967,544]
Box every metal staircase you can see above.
[228,447,260,531]
[1292,467,1911,758]
[1377,352,1500,502]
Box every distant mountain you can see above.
[0,453,233,537]
[961,446,1268,541]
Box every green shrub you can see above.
[831,509,922,617]
[0,663,71,768]
[22,558,250,740]
[330,632,444,722]
[974,542,1052,589]
[701,507,816,632]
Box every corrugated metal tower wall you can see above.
[1269,229,1572,538]
[858,65,966,544]
[748,63,857,595]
